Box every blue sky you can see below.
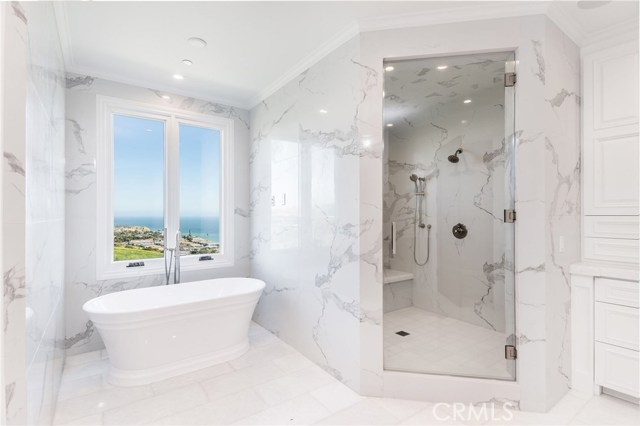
[113,114,220,218]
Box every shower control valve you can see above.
[452,223,468,239]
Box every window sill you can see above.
[97,258,235,281]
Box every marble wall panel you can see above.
[249,36,365,389]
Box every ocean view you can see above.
[114,216,220,243]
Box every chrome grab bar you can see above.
[391,221,397,256]
[174,231,181,284]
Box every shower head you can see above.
[448,148,463,163]
[409,174,420,192]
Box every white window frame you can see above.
[96,96,234,280]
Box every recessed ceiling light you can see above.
[463,99,472,104]
[319,109,328,114]
[437,65,448,70]
[386,123,394,127]
[181,59,193,66]
[173,74,184,80]
[461,120,468,124]
[187,37,207,48]
[385,66,395,72]
[161,95,171,100]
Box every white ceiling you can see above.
[56,1,639,109]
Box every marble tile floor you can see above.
[384,307,512,380]
[53,322,639,426]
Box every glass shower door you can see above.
[382,51,517,381]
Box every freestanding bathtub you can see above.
[83,277,265,386]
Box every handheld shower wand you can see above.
[408,174,431,265]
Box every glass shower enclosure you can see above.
[382,52,516,381]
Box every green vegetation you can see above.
[113,225,220,261]
[114,246,164,261]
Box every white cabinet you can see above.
[584,216,639,240]
[582,40,639,263]
[594,302,639,350]
[584,237,640,264]
[595,342,640,398]
[584,129,639,215]
[571,266,640,400]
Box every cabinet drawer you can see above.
[584,216,640,239]
[595,278,640,308]
[584,237,640,264]
[595,302,639,350]
[595,342,640,398]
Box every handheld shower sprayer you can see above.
[408,173,431,265]
[409,173,419,192]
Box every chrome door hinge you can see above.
[505,345,517,360]
[504,209,516,223]
[504,72,517,87]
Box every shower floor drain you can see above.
[395,331,410,336]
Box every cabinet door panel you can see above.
[591,131,639,214]
[584,41,639,217]
[594,50,639,129]
[595,342,640,398]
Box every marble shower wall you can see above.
[249,36,369,390]
[358,15,580,411]
[64,76,251,356]
[383,56,510,333]
[24,3,66,425]
[542,20,581,408]
[2,2,66,424]
[2,3,29,423]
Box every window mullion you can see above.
[166,116,180,250]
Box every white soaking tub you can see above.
[83,277,265,386]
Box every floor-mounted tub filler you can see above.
[83,277,265,386]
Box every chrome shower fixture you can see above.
[409,174,426,194]
[448,148,463,163]
[408,173,431,265]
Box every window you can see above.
[97,96,234,279]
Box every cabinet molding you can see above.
[584,216,639,240]
[595,277,640,308]
[584,237,640,264]
[595,302,639,350]
[595,342,640,398]
[592,48,639,129]
[583,40,639,218]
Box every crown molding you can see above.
[546,2,585,46]
[52,2,75,70]
[246,22,359,109]
[249,2,573,110]
[66,64,248,110]
[581,17,639,53]
[57,1,631,112]
[358,1,549,33]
